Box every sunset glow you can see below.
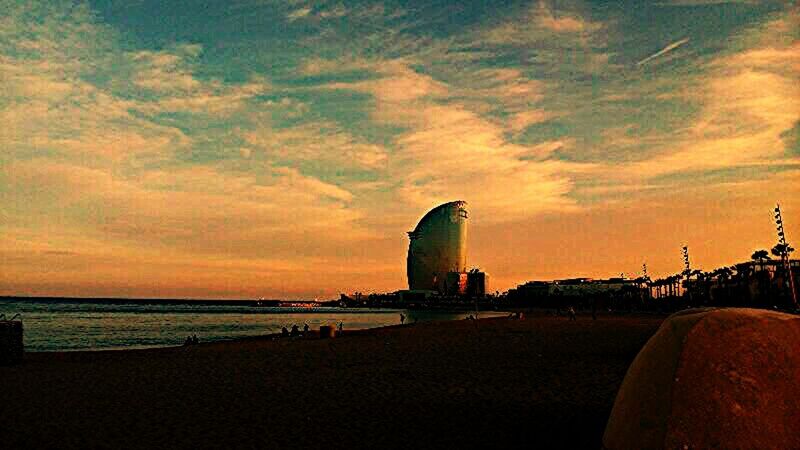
[2,0,798,299]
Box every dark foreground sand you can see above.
[1,313,664,449]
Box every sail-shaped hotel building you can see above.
[406,201,469,292]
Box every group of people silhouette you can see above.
[281,323,310,337]
[183,334,199,345]
[280,322,344,337]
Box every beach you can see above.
[1,313,664,449]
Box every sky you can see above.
[1,0,799,299]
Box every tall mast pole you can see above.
[774,204,798,309]
[682,246,691,297]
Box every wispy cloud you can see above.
[287,7,312,21]
[326,60,591,220]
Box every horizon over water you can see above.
[0,298,498,352]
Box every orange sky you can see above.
[1,1,799,299]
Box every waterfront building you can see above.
[407,201,468,292]
[507,277,645,308]
[467,270,487,297]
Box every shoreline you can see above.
[19,309,651,355]
[15,308,513,354]
[22,315,501,356]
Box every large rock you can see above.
[604,308,800,450]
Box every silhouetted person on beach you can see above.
[192,334,199,344]
[400,313,406,324]
[281,327,289,337]
[567,306,577,321]
[338,322,343,332]
[184,336,192,346]
[291,324,300,336]
[303,323,309,333]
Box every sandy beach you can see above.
[1,313,664,449]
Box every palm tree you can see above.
[667,274,681,297]
[714,267,733,285]
[709,267,733,304]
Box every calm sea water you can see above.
[0,298,496,352]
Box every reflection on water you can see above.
[0,299,503,352]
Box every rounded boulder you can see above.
[603,308,800,450]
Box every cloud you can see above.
[481,1,603,47]
[272,166,354,202]
[3,0,798,297]
[609,23,799,182]
[508,110,554,133]
[124,46,271,115]
[3,159,369,253]
[305,55,586,220]
[243,121,389,170]
[324,59,448,105]
[720,42,800,74]
[287,7,312,21]
[0,64,190,162]
[131,47,203,94]
[345,62,588,219]
[298,57,372,76]
[390,102,586,221]
[449,68,545,113]
[535,1,600,33]
[0,0,390,298]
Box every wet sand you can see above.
[1,313,664,449]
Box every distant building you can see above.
[407,201,468,292]
[467,270,487,297]
[445,272,468,295]
[507,277,644,307]
[552,278,630,297]
[397,290,438,304]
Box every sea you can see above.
[0,298,495,352]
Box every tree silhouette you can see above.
[714,267,733,284]
[750,249,770,273]
[751,249,770,262]
[771,243,795,258]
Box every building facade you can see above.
[407,201,468,292]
